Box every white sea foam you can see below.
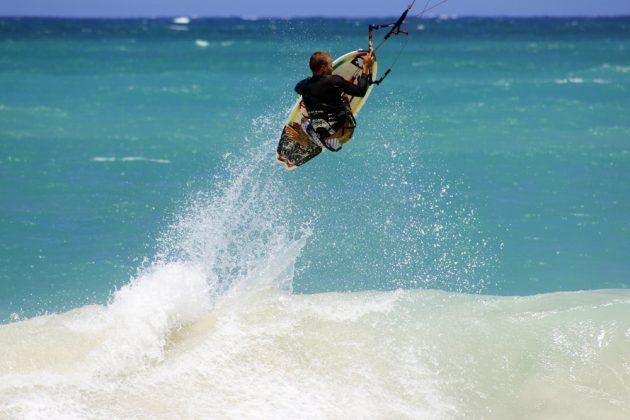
[88,262,211,374]
[553,77,613,85]
[90,157,116,162]
[2,167,629,418]
[168,25,189,32]
[90,156,171,164]
[194,39,209,48]
[173,17,191,25]
[1,286,629,418]
[3,120,628,417]
[554,77,584,84]
[119,157,170,163]
[601,63,630,74]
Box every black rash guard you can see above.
[294,74,369,112]
[294,74,369,138]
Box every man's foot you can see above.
[323,138,342,152]
[285,123,311,147]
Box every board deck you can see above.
[276,50,378,170]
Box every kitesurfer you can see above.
[286,49,375,151]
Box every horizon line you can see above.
[1,13,630,20]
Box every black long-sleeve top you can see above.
[294,74,369,112]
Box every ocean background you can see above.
[1,16,629,418]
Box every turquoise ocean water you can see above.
[1,17,629,417]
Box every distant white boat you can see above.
[173,16,191,24]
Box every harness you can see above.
[308,98,356,140]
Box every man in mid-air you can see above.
[286,49,375,151]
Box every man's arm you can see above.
[333,74,370,97]
[333,49,375,98]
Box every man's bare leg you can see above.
[285,122,312,147]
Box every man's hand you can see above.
[362,49,375,74]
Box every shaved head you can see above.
[309,51,332,74]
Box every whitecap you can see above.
[554,77,611,85]
[90,157,117,162]
[554,78,584,85]
[168,25,189,32]
[120,157,171,164]
[601,63,630,73]
[493,79,512,88]
[195,39,209,48]
[90,156,171,164]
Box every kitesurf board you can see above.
[276,50,378,170]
